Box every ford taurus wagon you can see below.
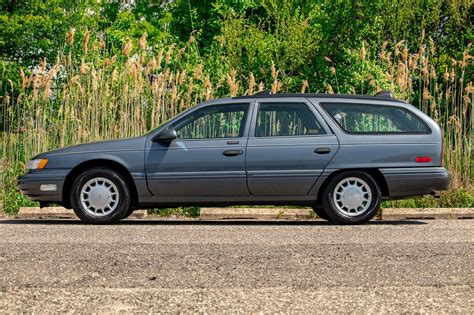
[18,91,450,224]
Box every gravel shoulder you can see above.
[0,219,473,313]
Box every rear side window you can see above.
[322,103,430,133]
[255,103,325,137]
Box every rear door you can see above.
[246,99,339,196]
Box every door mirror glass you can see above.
[153,128,177,142]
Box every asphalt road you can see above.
[0,219,473,313]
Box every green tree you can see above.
[0,0,100,66]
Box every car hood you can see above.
[34,136,147,158]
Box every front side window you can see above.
[322,103,430,133]
[173,103,249,139]
[255,103,325,137]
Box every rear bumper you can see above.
[380,167,450,199]
[17,170,68,203]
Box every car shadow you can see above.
[0,218,428,226]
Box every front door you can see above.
[145,103,251,197]
[246,101,339,196]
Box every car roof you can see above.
[232,91,407,104]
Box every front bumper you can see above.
[380,167,450,199]
[17,169,69,203]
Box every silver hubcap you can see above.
[80,177,119,217]
[333,177,372,216]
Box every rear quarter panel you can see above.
[308,98,443,169]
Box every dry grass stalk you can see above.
[82,29,90,54]
[301,80,308,93]
[122,39,132,56]
[67,27,75,45]
[226,68,239,96]
[247,72,256,95]
[138,32,147,50]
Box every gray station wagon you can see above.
[18,91,450,224]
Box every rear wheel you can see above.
[321,171,381,224]
[70,167,131,224]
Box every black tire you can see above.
[122,207,135,220]
[321,171,381,224]
[70,167,132,224]
[312,207,330,221]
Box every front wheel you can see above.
[122,207,135,220]
[321,171,381,224]
[70,167,132,224]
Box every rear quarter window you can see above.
[321,103,430,134]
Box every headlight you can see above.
[26,159,48,170]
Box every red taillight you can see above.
[416,156,432,163]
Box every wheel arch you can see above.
[316,168,389,204]
[62,159,138,209]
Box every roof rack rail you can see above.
[254,90,272,96]
[232,92,406,103]
[374,91,394,99]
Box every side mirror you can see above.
[152,128,177,142]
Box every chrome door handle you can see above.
[314,147,331,154]
[223,150,243,157]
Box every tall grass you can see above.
[1,32,473,213]
[377,40,473,188]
